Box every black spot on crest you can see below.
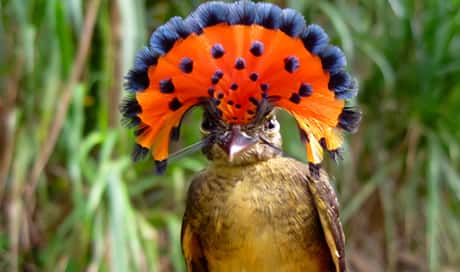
[159,78,175,93]
[249,97,259,106]
[284,56,300,73]
[249,72,259,81]
[211,70,224,84]
[230,83,238,90]
[235,57,246,70]
[214,70,224,78]
[299,83,313,97]
[260,83,269,92]
[179,57,193,73]
[211,44,225,58]
[235,104,241,109]
[169,97,182,111]
[289,93,301,104]
[250,41,264,56]
[211,77,219,84]
[208,87,215,97]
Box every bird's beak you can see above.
[219,126,257,162]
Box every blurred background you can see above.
[1,0,460,271]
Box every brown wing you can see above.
[305,168,347,272]
[181,219,209,272]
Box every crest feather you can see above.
[120,0,360,169]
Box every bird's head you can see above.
[120,1,361,174]
[200,107,282,166]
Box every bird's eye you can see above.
[200,118,214,134]
[264,118,278,131]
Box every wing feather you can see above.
[305,169,346,272]
[181,221,209,272]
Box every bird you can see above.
[120,1,361,271]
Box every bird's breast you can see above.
[185,157,331,272]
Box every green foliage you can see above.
[1,0,459,271]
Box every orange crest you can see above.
[121,1,361,173]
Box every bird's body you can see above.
[182,157,333,271]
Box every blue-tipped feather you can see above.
[150,25,180,55]
[120,97,143,129]
[155,160,168,175]
[337,108,361,133]
[319,45,346,74]
[280,8,306,37]
[120,97,142,118]
[301,24,329,55]
[121,115,141,128]
[228,1,257,25]
[329,71,358,99]
[254,2,282,29]
[185,1,229,34]
[132,144,149,161]
[125,69,149,92]
[150,17,191,55]
[124,47,158,92]
[167,16,192,39]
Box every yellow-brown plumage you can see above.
[181,113,346,272]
